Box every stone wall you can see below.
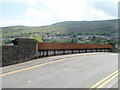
[2,45,18,66]
[2,38,38,66]
[13,38,38,63]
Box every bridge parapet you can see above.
[1,38,116,67]
[38,43,113,57]
[2,38,38,66]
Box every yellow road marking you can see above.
[0,53,106,77]
[0,53,92,77]
[97,72,120,88]
[0,58,68,77]
[90,69,120,89]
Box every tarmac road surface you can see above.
[1,53,118,88]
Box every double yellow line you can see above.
[90,69,120,89]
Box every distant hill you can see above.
[52,19,118,33]
[1,19,118,40]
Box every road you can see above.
[1,53,118,88]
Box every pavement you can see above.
[0,52,119,88]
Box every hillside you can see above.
[1,19,118,44]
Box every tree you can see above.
[30,34,43,43]
[70,38,78,43]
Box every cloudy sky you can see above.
[0,0,118,27]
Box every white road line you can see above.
[27,68,71,83]
[27,63,82,83]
